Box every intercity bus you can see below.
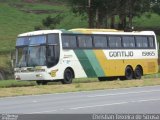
[14,28,158,84]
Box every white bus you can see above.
[14,29,159,84]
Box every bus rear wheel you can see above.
[134,66,142,79]
[61,68,73,84]
[125,66,133,80]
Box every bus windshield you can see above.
[16,34,60,68]
[16,46,46,67]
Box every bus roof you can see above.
[69,28,155,35]
[18,28,156,37]
[69,28,121,33]
[18,30,63,37]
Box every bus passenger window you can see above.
[122,36,135,48]
[136,36,148,48]
[148,37,155,48]
[93,35,107,48]
[108,36,121,48]
[62,35,77,48]
[77,35,92,48]
[62,38,69,48]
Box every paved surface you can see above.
[0,85,160,113]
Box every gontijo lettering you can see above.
[109,51,134,57]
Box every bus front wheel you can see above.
[61,68,73,84]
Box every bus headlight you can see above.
[36,74,42,78]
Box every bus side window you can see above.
[108,36,121,48]
[93,35,107,48]
[122,36,135,48]
[77,35,92,48]
[135,36,148,48]
[148,36,155,48]
[62,35,69,48]
[62,34,77,48]
[47,34,60,68]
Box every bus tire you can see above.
[125,66,133,80]
[61,68,74,84]
[134,66,142,79]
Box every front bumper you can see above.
[15,72,53,81]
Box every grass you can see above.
[0,3,54,53]
[0,78,160,97]
[0,78,98,88]
[0,80,36,88]
[0,73,159,88]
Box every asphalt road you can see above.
[0,85,160,114]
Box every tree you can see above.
[67,0,160,30]
[151,0,160,15]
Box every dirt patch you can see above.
[9,2,64,14]
[23,0,65,6]
[21,9,63,14]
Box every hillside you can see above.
[0,0,160,78]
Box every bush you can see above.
[42,15,64,29]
